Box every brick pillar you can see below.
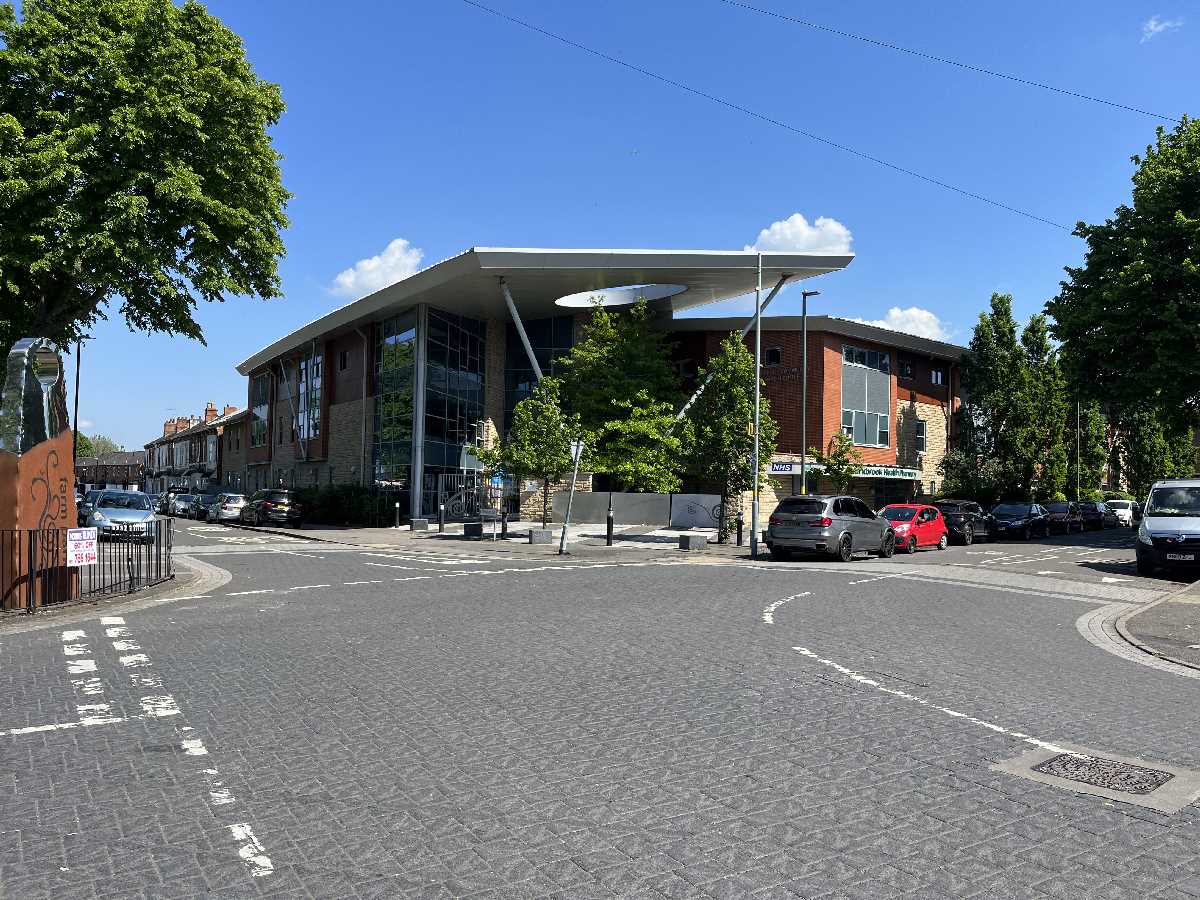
[484,317,506,447]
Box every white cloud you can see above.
[849,307,950,341]
[746,212,853,254]
[1141,15,1183,42]
[331,238,424,298]
[78,418,93,430]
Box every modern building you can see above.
[236,247,857,518]
[670,316,963,509]
[75,451,145,492]
[143,402,242,494]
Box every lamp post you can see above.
[799,290,820,494]
[751,254,763,560]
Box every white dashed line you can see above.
[61,629,86,641]
[62,643,90,656]
[286,584,330,591]
[111,640,141,652]
[180,738,209,756]
[119,654,150,668]
[105,626,132,638]
[67,659,97,674]
[343,580,383,586]
[228,824,274,877]
[762,592,810,624]
[140,695,182,718]
[227,590,275,596]
[99,616,125,625]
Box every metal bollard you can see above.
[438,503,445,533]
[501,510,508,539]
[394,501,400,529]
[736,513,744,547]
[606,504,614,546]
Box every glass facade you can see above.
[374,311,417,490]
[504,315,574,431]
[250,374,269,447]
[297,351,322,442]
[841,344,891,448]
[424,309,486,470]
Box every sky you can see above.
[58,0,1194,449]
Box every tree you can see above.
[1111,405,1196,499]
[477,378,576,527]
[1064,400,1109,501]
[591,392,690,493]
[686,333,779,542]
[74,431,95,457]
[810,432,862,494]
[557,299,683,488]
[0,0,290,352]
[1047,117,1200,425]
[90,434,121,455]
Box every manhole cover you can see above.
[1032,754,1174,795]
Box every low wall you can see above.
[550,491,720,526]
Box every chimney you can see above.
[223,404,239,417]
[189,415,200,427]
[163,419,175,437]
[204,402,218,424]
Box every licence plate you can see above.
[1166,553,1194,561]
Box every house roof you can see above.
[144,408,246,448]
[667,314,964,360]
[236,247,854,374]
[76,451,145,466]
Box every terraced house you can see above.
[235,247,963,518]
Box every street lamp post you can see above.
[751,254,763,561]
[799,290,820,494]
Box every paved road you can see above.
[2,521,1198,898]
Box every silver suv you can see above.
[1136,478,1200,575]
[766,495,896,562]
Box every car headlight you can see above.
[92,511,106,521]
[1137,524,1153,546]
[894,523,909,532]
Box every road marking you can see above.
[792,646,1075,755]
[228,589,275,596]
[286,584,330,591]
[111,639,141,652]
[154,595,206,602]
[99,616,125,625]
[343,580,383,586]
[2,715,136,736]
[119,653,150,668]
[228,824,274,878]
[62,643,89,656]
[181,738,208,756]
[67,659,97,674]
[762,592,810,624]
[72,677,105,696]
[129,673,163,689]
[1101,577,1130,584]
[140,696,182,717]
[105,626,132,638]
[270,548,324,559]
[847,573,906,586]
[364,561,427,570]
[61,629,86,641]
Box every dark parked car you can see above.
[1045,501,1084,534]
[765,495,895,562]
[990,502,1050,539]
[189,493,220,520]
[240,489,303,527]
[933,499,995,545]
[1078,501,1119,530]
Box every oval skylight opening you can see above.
[554,283,688,308]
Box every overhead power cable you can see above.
[719,0,1179,123]
[457,0,1071,231]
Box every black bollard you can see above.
[501,510,508,539]
[606,501,614,546]
[394,501,400,529]
[736,512,744,547]
[438,503,445,533]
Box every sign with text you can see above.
[66,528,99,567]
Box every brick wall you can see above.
[327,397,367,485]
[484,317,506,446]
[895,396,948,494]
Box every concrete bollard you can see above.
[463,522,483,539]
[528,528,553,545]
[410,518,428,532]
[679,533,708,551]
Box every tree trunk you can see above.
[541,478,550,528]
[717,484,730,544]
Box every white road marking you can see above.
[61,629,86,641]
[227,824,274,878]
[792,646,1076,755]
[99,616,125,625]
[227,590,275,596]
[343,580,383,586]
[105,626,131,638]
[364,561,426,570]
[1101,577,1130,584]
[1036,571,1063,575]
[154,595,206,602]
[210,786,236,805]
[181,738,209,756]
[2,716,135,736]
[140,695,181,717]
[71,677,105,696]
[270,548,324,559]
[762,592,810,624]
[129,673,163,689]
[111,639,141,652]
[119,653,150,668]
[67,659,97,674]
[847,573,906,586]
[286,584,330,591]
[62,643,90,656]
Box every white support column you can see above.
[410,305,428,521]
[499,277,543,382]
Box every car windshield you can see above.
[992,504,1030,516]
[934,502,963,512]
[881,507,917,522]
[268,491,292,502]
[1146,487,1200,517]
[775,498,826,515]
[1107,501,1131,510]
[98,493,152,511]
[1046,503,1070,513]
[224,495,245,503]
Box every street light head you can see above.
[802,290,821,298]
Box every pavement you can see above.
[1120,580,1200,671]
[1,519,1199,897]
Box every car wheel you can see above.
[1021,525,1031,541]
[769,546,790,561]
[835,534,853,562]
[936,533,948,551]
[962,524,974,546]
[1136,556,1155,577]
[878,533,895,559]
[905,535,918,554]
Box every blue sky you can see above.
[67,0,1193,449]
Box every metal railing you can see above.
[1,519,173,613]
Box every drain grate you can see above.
[1032,754,1175,795]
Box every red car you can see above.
[879,504,949,554]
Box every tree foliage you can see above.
[90,433,121,455]
[686,333,779,541]
[1047,117,1200,425]
[0,0,290,351]
[590,392,689,493]
[477,378,576,527]
[810,432,862,494]
[74,431,95,457]
[1111,405,1196,499]
[1065,400,1109,501]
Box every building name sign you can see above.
[857,465,920,480]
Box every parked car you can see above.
[206,493,246,523]
[240,489,304,527]
[1078,501,1118,530]
[765,495,895,562]
[1045,501,1084,534]
[85,490,157,543]
[990,502,1050,539]
[169,493,196,517]
[1135,479,1200,576]
[932,499,994,545]
[1105,499,1136,527]
[189,493,220,519]
[77,489,102,526]
[879,504,949,554]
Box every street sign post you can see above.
[66,528,98,567]
[558,439,586,555]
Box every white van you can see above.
[1136,479,1200,575]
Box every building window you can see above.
[338,349,350,371]
[898,359,914,380]
[931,367,946,386]
[250,374,269,447]
[504,315,573,430]
[764,348,782,367]
[297,352,322,442]
[374,312,417,489]
[915,419,927,453]
[841,344,891,447]
[426,308,486,470]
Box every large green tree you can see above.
[1047,117,1200,425]
[1111,405,1196,499]
[810,432,862,494]
[74,431,95,457]
[557,299,682,489]
[686,333,779,542]
[1064,400,1109,500]
[478,378,576,527]
[90,433,121,455]
[0,0,289,351]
